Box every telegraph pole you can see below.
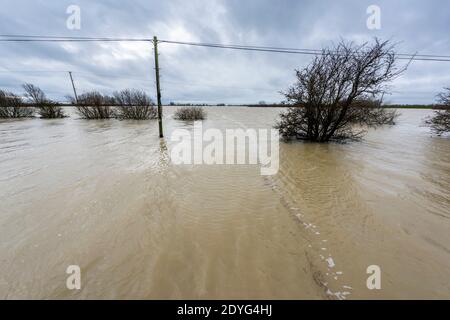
[153,36,164,138]
[68,71,78,104]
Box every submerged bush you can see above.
[174,106,206,120]
[425,88,450,135]
[276,39,408,142]
[34,101,66,119]
[74,91,115,119]
[23,83,65,119]
[113,89,157,120]
[0,90,34,118]
[277,102,400,142]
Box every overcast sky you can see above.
[0,0,448,104]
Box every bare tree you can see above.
[74,91,115,119]
[22,83,65,118]
[113,89,157,120]
[425,87,450,135]
[276,39,408,142]
[0,90,34,118]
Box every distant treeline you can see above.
[384,104,449,109]
[246,103,447,109]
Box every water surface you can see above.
[0,107,449,299]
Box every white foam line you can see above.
[326,257,335,268]
[343,285,353,290]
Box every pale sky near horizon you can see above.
[0,0,448,104]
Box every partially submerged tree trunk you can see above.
[276,39,409,142]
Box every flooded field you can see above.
[0,107,449,299]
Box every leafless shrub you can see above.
[23,83,65,118]
[276,39,408,142]
[0,90,34,118]
[425,88,450,135]
[113,89,157,120]
[174,106,206,120]
[75,91,115,119]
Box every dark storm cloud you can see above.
[0,0,448,103]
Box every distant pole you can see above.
[68,71,78,104]
[153,36,164,138]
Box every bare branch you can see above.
[276,39,407,142]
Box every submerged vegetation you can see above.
[68,89,157,120]
[0,90,34,118]
[113,89,157,120]
[73,91,115,119]
[23,84,65,119]
[425,88,450,135]
[174,106,206,120]
[276,39,408,142]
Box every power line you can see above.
[1,34,449,58]
[158,39,446,59]
[0,34,152,42]
[0,70,70,73]
[159,40,450,62]
[1,34,450,62]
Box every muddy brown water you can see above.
[0,107,449,299]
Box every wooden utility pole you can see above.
[153,36,164,138]
[68,71,78,104]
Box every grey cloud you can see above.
[0,0,449,103]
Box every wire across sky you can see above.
[1,34,450,62]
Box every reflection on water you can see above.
[0,107,449,299]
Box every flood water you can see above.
[0,107,449,299]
